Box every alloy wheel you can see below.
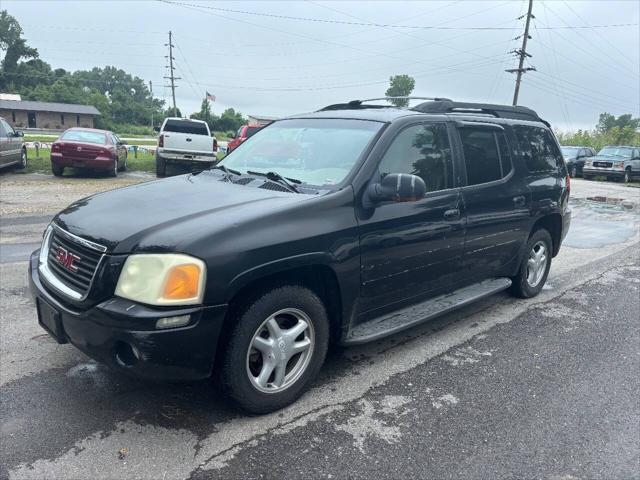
[20,149,27,168]
[526,240,548,287]
[246,308,315,393]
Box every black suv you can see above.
[29,99,571,413]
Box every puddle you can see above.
[563,198,639,249]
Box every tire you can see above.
[18,148,27,169]
[623,169,631,184]
[220,285,330,414]
[583,175,592,181]
[52,164,64,177]
[108,160,118,177]
[509,228,553,299]
[569,165,577,178]
[156,154,166,177]
[118,156,128,172]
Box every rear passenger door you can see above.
[457,123,531,279]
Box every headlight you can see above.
[115,254,206,306]
[585,161,592,166]
[613,161,625,168]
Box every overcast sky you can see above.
[4,0,639,131]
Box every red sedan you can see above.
[50,128,128,177]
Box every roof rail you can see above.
[318,96,452,111]
[412,100,544,123]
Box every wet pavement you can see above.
[1,178,639,479]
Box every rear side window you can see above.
[513,125,563,173]
[246,126,261,138]
[378,123,454,193]
[460,128,511,186]
[163,120,209,136]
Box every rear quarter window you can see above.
[513,125,564,174]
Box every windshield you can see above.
[61,130,106,145]
[163,119,209,136]
[597,147,633,157]
[561,147,580,158]
[221,118,382,187]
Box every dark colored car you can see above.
[50,128,128,177]
[29,98,571,413]
[561,146,595,178]
[0,116,27,170]
[226,125,262,153]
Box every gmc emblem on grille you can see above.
[55,246,81,273]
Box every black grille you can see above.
[594,161,612,168]
[47,230,103,296]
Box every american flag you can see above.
[206,91,216,102]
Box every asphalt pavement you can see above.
[1,178,639,479]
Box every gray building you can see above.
[0,99,100,130]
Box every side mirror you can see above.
[364,173,426,208]
[153,125,161,132]
[14,130,24,137]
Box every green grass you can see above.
[23,147,225,175]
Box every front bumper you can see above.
[29,251,228,381]
[582,167,625,178]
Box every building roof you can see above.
[0,99,100,115]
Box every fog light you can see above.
[156,315,190,330]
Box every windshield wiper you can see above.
[247,170,301,193]
[211,164,242,180]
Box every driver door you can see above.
[356,122,466,318]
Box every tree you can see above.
[190,99,213,126]
[555,112,640,151]
[385,74,415,107]
[596,113,640,134]
[0,10,38,81]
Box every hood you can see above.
[54,172,310,253]
[590,154,626,162]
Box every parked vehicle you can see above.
[50,128,128,177]
[0,116,27,170]
[582,146,640,183]
[155,118,218,177]
[29,98,571,413]
[561,146,595,178]
[226,125,262,153]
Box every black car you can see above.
[561,145,595,178]
[29,98,571,413]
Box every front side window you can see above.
[514,125,563,173]
[222,118,382,187]
[460,128,511,185]
[1,119,15,137]
[378,123,454,193]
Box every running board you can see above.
[344,278,512,345]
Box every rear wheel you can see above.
[52,164,64,177]
[109,160,118,177]
[118,156,128,172]
[569,165,577,178]
[18,148,27,169]
[220,285,329,414]
[156,154,166,177]
[509,228,552,299]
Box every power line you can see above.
[156,2,638,31]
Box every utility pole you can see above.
[149,80,153,129]
[506,0,536,106]
[164,31,181,117]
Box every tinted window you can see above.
[0,121,5,137]
[163,119,209,136]
[1,119,14,137]
[61,130,107,145]
[514,126,563,173]
[460,128,504,185]
[245,126,261,138]
[378,123,454,193]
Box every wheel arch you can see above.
[530,213,562,257]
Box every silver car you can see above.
[0,116,27,170]
[583,146,640,183]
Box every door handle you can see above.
[513,195,526,207]
[444,208,460,220]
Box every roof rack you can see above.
[412,100,544,124]
[318,96,452,111]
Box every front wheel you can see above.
[220,285,329,414]
[623,169,631,183]
[509,229,552,299]
[52,164,64,177]
[569,165,577,178]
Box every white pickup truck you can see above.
[156,117,218,177]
